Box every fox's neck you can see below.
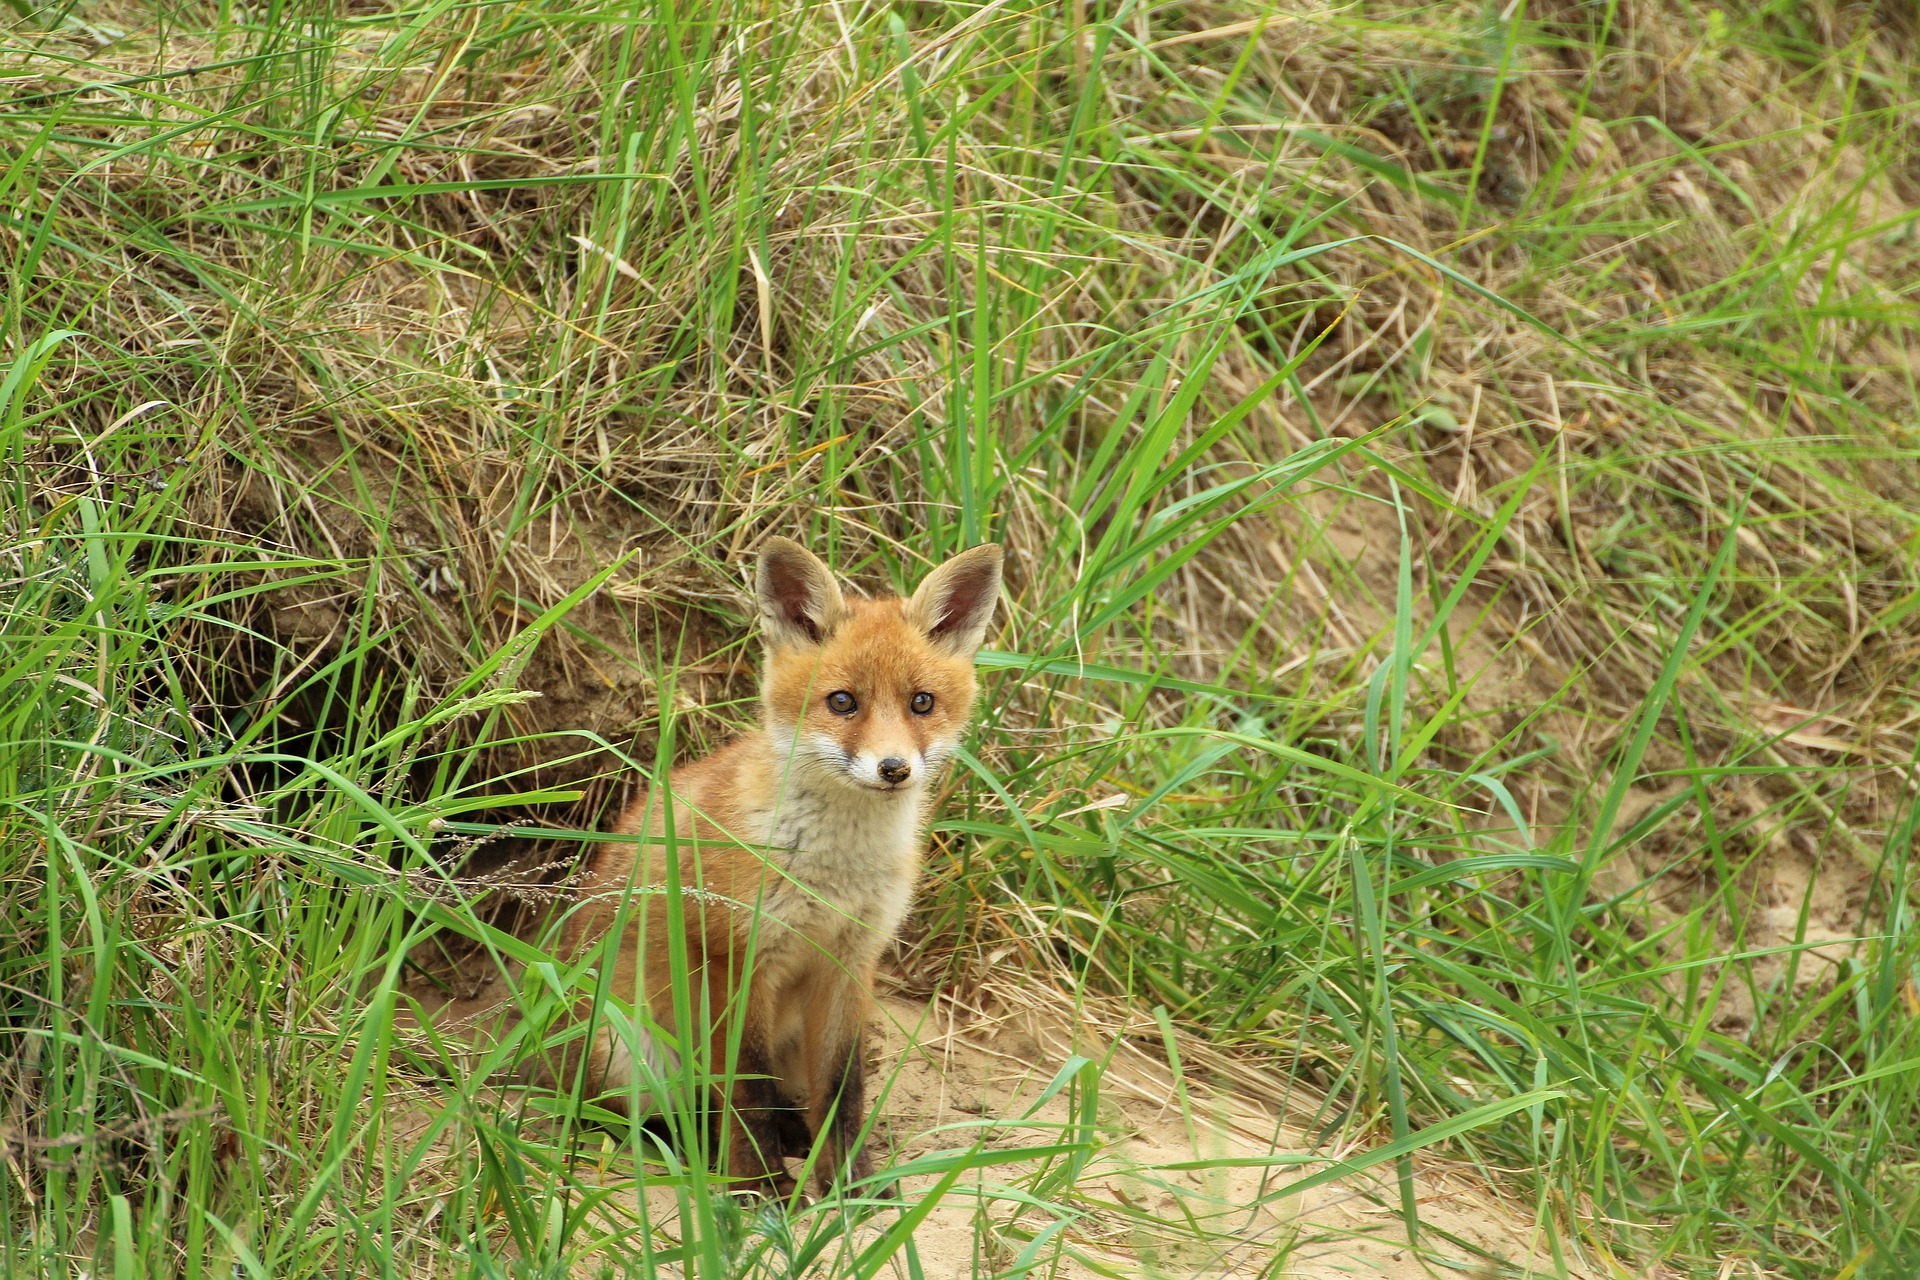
[732,729,928,975]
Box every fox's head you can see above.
[754,538,1004,797]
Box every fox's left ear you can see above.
[907,543,1004,657]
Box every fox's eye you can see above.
[826,690,858,715]
[910,691,934,715]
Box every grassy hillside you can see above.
[2,0,1917,1275]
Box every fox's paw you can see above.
[732,1169,800,1203]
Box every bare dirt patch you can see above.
[857,987,1597,1280]
[407,957,1602,1279]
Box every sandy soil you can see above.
[850,988,1593,1280]
[412,963,1601,1280]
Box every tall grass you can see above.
[3,0,1918,1275]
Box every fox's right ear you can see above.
[755,538,848,648]
[907,543,1004,657]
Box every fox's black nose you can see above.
[878,757,911,784]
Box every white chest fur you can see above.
[744,780,924,978]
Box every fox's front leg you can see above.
[809,1026,890,1196]
[721,1032,799,1198]
[700,959,794,1198]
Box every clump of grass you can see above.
[3,0,1918,1276]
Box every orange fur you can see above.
[559,538,1003,1196]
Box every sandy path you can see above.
[847,990,1588,1280]
[412,962,1600,1279]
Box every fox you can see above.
[556,536,1004,1198]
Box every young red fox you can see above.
[560,537,1003,1196]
